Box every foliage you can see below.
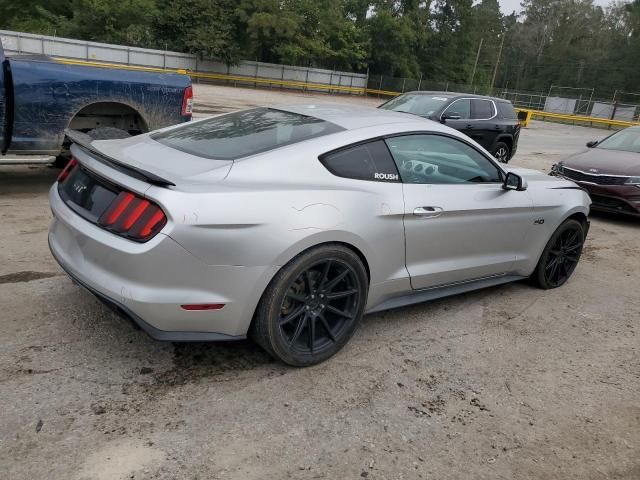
[1,0,639,94]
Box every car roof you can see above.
[275,103,426,130]
[400,91,511,103]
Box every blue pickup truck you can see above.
[0,39,192,164]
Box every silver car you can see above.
[49,104,590,366]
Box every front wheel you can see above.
[251,244,369,367]
[492,142,511,163]
[531,219,585,289]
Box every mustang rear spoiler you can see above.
[64,129,176,187]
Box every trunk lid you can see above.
[83,132,233,187]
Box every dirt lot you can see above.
[1,84,638,480]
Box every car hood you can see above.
[90,134,233,185]
[561,148,640,176]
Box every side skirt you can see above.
[365,274,527,314]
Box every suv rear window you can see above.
[152,108,344,160]
[497,102,517,119]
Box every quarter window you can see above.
[470,99,495,119]
[497,102,517,119]
[442,99,470,119]
[320,140,400,182]
[385,134,502,184]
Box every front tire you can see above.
[531,219,585,289]
[492,141,511,163]
[251,244,368,367]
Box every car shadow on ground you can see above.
[65,277,531,380]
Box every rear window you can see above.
[497,102,517,119]
[152,108,344,160]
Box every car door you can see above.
[468,98,498,150]
[385,133,535,290]
[440,98,472,138]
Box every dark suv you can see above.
[379,92,520,163]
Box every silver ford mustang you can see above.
[49,104,590,366]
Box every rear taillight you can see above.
[57,158,78,183]
[98,190,167,242]
[181,85,193,117]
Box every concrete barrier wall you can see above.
[0,30,367,93]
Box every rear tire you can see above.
[251,244,368,367]
[492,142,510,163]
[530,219,585,289]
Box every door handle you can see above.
[466,124,473,129]
[413,206,443,218]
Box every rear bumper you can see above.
[50,244,241,342]
[48,184,270,340]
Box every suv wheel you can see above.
[492,142,510,163]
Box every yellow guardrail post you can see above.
[516,109,533,127]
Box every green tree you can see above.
[154,0,240,62]
[424,0,475,83]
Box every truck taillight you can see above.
[57,158,78,183]
[98,190,167,242]
[181,85,193,117]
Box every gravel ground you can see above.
[1,84,638,480]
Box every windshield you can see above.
[152,108,343,160]
[596,128,640,154]
[380,94,450,117]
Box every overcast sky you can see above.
[498,0,610,15]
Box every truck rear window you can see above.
[152,108,343,160]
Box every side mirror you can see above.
[441,112,462,122]
[586,140,598,148]
[503,171,527,191]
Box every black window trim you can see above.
[440,97,498,122]
[319,131,506,184]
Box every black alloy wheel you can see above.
[279,259,359,354]
[252,245,368,366]
[493,142,510,163]
[532,219,585,289]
